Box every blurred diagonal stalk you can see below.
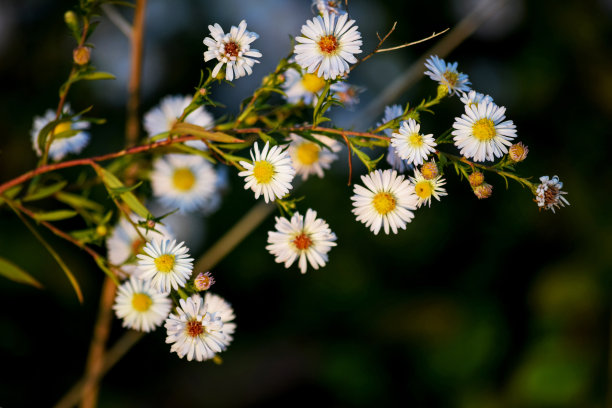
[353,0,509,129]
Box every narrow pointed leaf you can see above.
[0,257,43,288]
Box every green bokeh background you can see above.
[0,0,611,406]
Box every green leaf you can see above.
[97,167,151,219]
[0,185,23,206]
[56,191,104,212]
[0,257,43,289]
[23,181,68,202]
[77,71,116,81]
[171,123,244,143]
[109,181,143,195]
[32,210,78,221]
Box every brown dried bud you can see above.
[421,161,439,180]
[194,271,215,291]
[198,88,207,96]
[474,183,493,199]
[508,142,528,162]
[73,46,90,65]
[468,171,485,187]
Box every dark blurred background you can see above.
[1,0,611,406]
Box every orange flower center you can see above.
[293,233,313,250]
[224,41,240,57]
[318,35,338,54]
[186,320,205,337]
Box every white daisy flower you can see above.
[410,168,447,208]
[267,208,337,274]
[312,0,346,15]
[165,294,230,362]
[351,169,418,235]
[288,133,341,180]
[203,20,261,81]
[424,55,471,96]
[143,94,214,150]
[459,90,493,108]
[282,68,327,105]
[204,292,236,342]
[377,104,412,173]
[391,119,437,166]
[452,100,517,162]
[331,81,362,108]
[30,104,90,161]
[136,239,194,293]
[151,154,221,214]
[535,175,569,213]
[294,11,362,80]
[106,214,173,277]
[238,141,295,203]
[113,277,172,332]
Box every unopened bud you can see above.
[73,46,90,65]
[436,84,449,99]
[146,219,156,229]
[468,171,485,187]
[64,11,79,31]
[245,115,258,126]
[421,161,439,180]
[508,142,528,162]
[214,70,225,80]
[95,225,107,237]
[277,73,286,83]
[194,271,215,291]
[474,183,493,199]
[198,88,207,96]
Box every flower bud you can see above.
[468,171,485,187]
[198,88,207,96]
[508,142,528,162]
[146,219,156,229]
[245,115,259,126]
[73,46,90,65]
[64,11,79,32]
[474,183,493,199]
[95,225,107,237]
[194,271,215,291]
[421,161,439,180]
[436,84,449,99]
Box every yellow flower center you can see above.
[408,133,423,147]
[172,168,196,191]
[154,254,175,273]
[415,181,432,199]
[53,121,72,135]
[372,192,396,215]
[131,293,153,312]
[296,142,320,165]
[301,73,326,93]
[472,118,496,141]
[186,319,205,337]
[443,71,458,87]
[293,233,313,250]
[318,35,338,54]
[253,160,275,184]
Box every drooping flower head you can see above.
[410,168,447,208]
[452,100,517,162]
[351,169,418,235]
[391,119,437,166]
[535,175,569,213]
[165,294,231,361]
[267,208,337,274]
[137,239,194,293]
[151,154,222,214]
[294,12,362,80]
[203,20,261,81]
[424,55,471,96]
[30,104,90,161]
[143,95,214,150]
[378,104,412,173]
[238,142,295,203]
[113,277,172,332]
[288,133,341,180]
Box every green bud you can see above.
[64,11,79,32]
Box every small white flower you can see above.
[113,277,172,332]
[267,208,337,274]
[410,168,447,208]
[312,0,346,15]
[452,100,517,162]
[294,11,362,80]
[391,119,437,166]
[238,142,295,203]
[165,294,230,362]
[106,214,173,277]
[143,94,214,150]
[424,55,471,95]
[331,81,362,108]
[30,104,90,161]
[204,292,236,342]
[351,169,418,235]
[203,20,261,81]
[535,175,569,213]
[377,104,411,173]
[151,154,222,214]
[288,133,341,180]
[282,68,327,105]
[136,239,194,293]
[459,90,493,108]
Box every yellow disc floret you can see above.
[472,118,496,141]
[131,293,153,312]
[296,142,320,165]
[318,35,338,55]
[172,168,196,191]
[53,121,72,135]
[301,73,326,93]
[154,254,175,273]
[253,160,275,184]
[408,133,423,147]
[414,181,433,199]
[372,192,396,215]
